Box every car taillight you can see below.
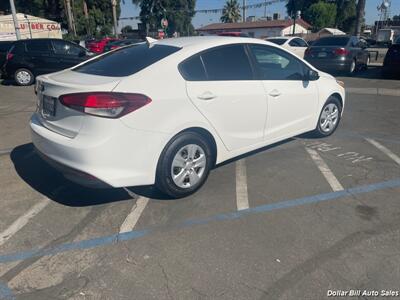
[334,48,350,56]
[6,53,13,60]
[59,92,152,118]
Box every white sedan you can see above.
[266,36,309,58]
[31,36,345,198]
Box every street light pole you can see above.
[9,0,21,40]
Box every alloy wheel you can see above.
[171,144,206,189]
[319,103,339,133]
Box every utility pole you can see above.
[83,1,90,36]
[242,0,246,22]
[65,0,76,36]
[264,0,267,18]
[354,0,366,37]
[9,0,21,40]
[111,0,118,37]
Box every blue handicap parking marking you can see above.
[0,282,14,300]
[0,178,399,266]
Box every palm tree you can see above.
[220,0,241,23]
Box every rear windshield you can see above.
[313,37,349,46]
[0,42,13,52]
[267,38,287,45]
[73,43,180,77]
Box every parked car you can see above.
[0,41,14,72]
[103,39,143,52]
[266,36,309,58]
[86,37,119,54]
[382,43,400,78]
[2,38,92,86]
[217,32,250,37]
[31,36,345,198]
[304,36,370,75]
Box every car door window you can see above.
[249,44,305,80]
[53,40,82,56]
[200,44,254,80]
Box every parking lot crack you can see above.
[158,262,173,300]
[0,206,107,284]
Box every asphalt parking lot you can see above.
[0,68,399,300]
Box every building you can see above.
[196,19,311,38]
[316,28,346,37]
[0,13,61,41]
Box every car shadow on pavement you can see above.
[0,79,17,86]
[10,143,145,206]
[334,66,399,80]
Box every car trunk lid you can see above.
[306,46,348,59]
[36,70,121,138]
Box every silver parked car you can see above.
[304,36,370,75]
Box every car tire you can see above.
[156,132,214,198]
[312,96,342,138]
[364,56,370,70]
[14,68,34,86]
[347,59,356,76]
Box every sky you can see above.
[118,0,400,31]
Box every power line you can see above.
[119,0,287,21]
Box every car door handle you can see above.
[268,90,281,98]
[197,92,216,100]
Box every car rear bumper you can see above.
[305,59,352,73]
[30,113,170,188]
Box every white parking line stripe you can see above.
[306,147,344,192]
[119,194,149,234]
[236,159,249,210]
[0,198,50,247]
[366,138,400,166]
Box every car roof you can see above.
[267,36,290,40]
[152,36,276,52]
[13,38,66,44]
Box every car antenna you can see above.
[145,36,157,48]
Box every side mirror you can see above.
[305,69,319,81]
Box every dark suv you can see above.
[2,38,92,85]
[0,41,14,71]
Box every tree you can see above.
[286,0,319,18]
[220,0,241,23]
[335,0,356,33]
[354,0,366,36]
[121,25,134,33]
[0,0,121,38]
[304,1,337,32]
[132,0,196,37]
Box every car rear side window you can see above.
[200,44,253,80]
[267,39,287,45]
[73,43,181,77]
[313,37,349,46]
[179,55,207,81]
[26,40,52,52]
